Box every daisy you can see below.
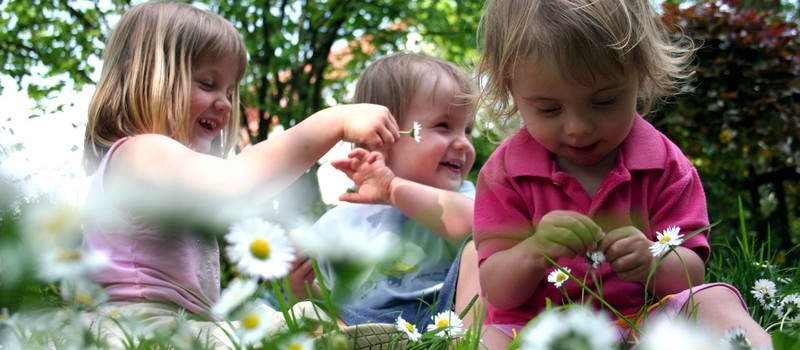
[751,279,777,309]
[396,317,422,342]
[232,302,275,347]
[639,317,717,350]
[586,250,606,268]
[59,277,108,309]
[547,267,571,288]
[720,327,752,350]
[649,226,684,257]
[400,121,422,143]
[37,245,110,282]
[426,310,465,338]
[520,305,616,350]
[776,293,800,322]
[212,278,259,317]
[283,334,314,350]
[224,218,295,280]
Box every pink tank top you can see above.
[82,137,220,317]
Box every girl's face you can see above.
[385,74,476,192]
[189,54,239,154]
[510,59,639,173]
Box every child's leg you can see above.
[481,325,514,349]
[455,240,483,327]
[690,284,772,348]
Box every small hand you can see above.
[598,226,655,283]
[529,210,604,260]
[332,148,395,204]
[338,104,399,150]
[288,252,316,299]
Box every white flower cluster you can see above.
[395,310,465,343]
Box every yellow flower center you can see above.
[288,343,302,350]
[404,322,416,333]
[58,249,82,262]
[556,272,568,282]
[242,313,260,330]
[250,238,271,260]
[73,294,93,306]
[436,319,450,328]
[659,235,671,244]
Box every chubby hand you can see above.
[338,104,399,150]
[598,226,655,283]
[527,210,604,260]
[288,252,316,299]
[332,148,395,204]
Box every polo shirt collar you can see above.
[504,114,666,178]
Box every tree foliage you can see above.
[654,0,800,253]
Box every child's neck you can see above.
[555,149,618,198]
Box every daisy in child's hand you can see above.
[332,148,396,205]
[649,226,684,257]
[399,121,422,142]
[528,211,603,261]
[598,225,657,283]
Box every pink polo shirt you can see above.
[473,115,710,326]
[82,137,221,317]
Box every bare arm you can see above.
[106,104,399,207]
[333,148,472,240]
[649,246,705,297]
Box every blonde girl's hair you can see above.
[353,52,478,128]
[83,0,248,175]
[476,0,695,129]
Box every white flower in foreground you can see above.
[213,278,259,317]
[283,334,314,350]
[38,245,110,282]
[232,303,275,346]
[587,250,606,268]
[639,317,716,350]
[520,305,616,350]
[224,218,295,280]
[400,121,422,143]
[751,279,777,309]
[649,226,684,257]
[776,293,800,322]
[59,277,108,309]
[396,317,422,342]
[426,310,465,338]
[547,267,571,288]
[298,228,398,266]
[720,327,752,350]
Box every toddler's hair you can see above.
[476,0,695,129]
[83,0,248,174]
[353,52,477,128]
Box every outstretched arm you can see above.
[333,148,473,241]
[106,104,400,208]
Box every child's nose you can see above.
[214,96,232,114]
[564,114,593,137]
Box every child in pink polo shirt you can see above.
[471,0,771,348]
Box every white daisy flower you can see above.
[426,310,465,338]
[396,316,422,342]
[283,334,314,350]
[37,246,110,282]
[649,226,684,257]
[59,277,108,309]
[232,302,275,346]
[776,293,800,322]
[298,228,397,266]
[520,305,616,350]
[720,327,752,350]
[547,267,571,288]
[586,250,606,268]
[751,279,777,309]
[400,121,422,143]
[213,278,259,317]
[224,218,295,280]
[639,317,717,350]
